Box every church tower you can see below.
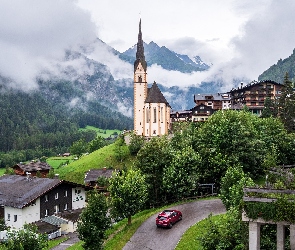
[133,19,171,137]
[134,19,147,136]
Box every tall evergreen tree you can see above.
[261,97,277,118]
[278,72,295,132]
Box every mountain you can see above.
[122,41,210,73]
[0,38,213,155]
[258,48,295,83]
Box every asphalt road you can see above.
[123,199,226,250]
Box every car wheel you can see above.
[168,223,173,229]
[157,225,160,228]
[179,215,182,221]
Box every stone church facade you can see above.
[133,19,171,136]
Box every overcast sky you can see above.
[1,0,295,91]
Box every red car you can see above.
[156,209,182,228]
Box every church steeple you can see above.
[134,19,147,72]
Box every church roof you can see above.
[145,81,170,106]
[134,19,147,72]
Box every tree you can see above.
[198,208,249,250]
[134,136,173,206]
[128,132,145,156]
[163,146,201,200]
[4,224,48,250]
[261,97,277,118]
[219,166,255,210]
[109,168,148,225]
[278,72,295,132]
[194,110,267,181]
[88,136,106,153]
[77,191,110,250]
[70,139,87,158]
[114,136,130,162]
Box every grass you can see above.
[45,236,69,249]
[0,168,6,177]
[54,143,135,184]
[79,126,122,139]
[46,156,75,169]
[175,213,225,250]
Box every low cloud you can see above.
[0,0,97,91]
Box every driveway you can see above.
[51,232,79,250]
[123,199,226,250]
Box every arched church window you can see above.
[138,76,142,82]
[146,108,149,123]
[153,108,157,123]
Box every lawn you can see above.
[54,143,134,184]
[46,156,75,170]
[79,126,122,139]
[175,213,225,250]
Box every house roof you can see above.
[228,80,282,93]
[145,81,170,106]
[42,215,69,226]
[0,175,87,209]
[84,169,114,183]
[57,208,83,222]
[33,220,60,234]
[13,161,51,172]
[194,93,230,101]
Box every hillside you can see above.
[0,85,133,154]
[258,48,295,83]
[55,143,135,184]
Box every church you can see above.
[133,19,171,136]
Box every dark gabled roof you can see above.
[57,208,83,222]
[145,81,170,106]
[194,93,230,101]
[33,220,60,234]
[84,169,114,183]
[229,80,282,93]
[13,161,51,172]
[0,175,86,209]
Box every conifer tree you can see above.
[278,72,295,132]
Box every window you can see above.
[55,193,58,200]
[200,106,204,109]
[7,214,10,221]
[146,108,149,123]
[75,189,81,194]
[64,190,68,197]
[64,203,68,210]
[153,108,157,123]
[54,205,60,213]
[45,195,48,202]
[160,107,163,123]
[45,209,49,216]
[14,215,17,222]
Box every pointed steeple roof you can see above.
[134,19,147,72]
[145,81,170,106]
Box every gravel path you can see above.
[123,199,226,250]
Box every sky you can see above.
[1,0,295,92]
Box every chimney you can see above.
[26,172,32,180]
[241,82,243,88]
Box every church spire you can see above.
[134,18,147,72]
